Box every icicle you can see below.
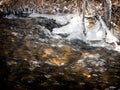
[27,8,30,13]
[19,7,23,12]
[12,10,15,15]
[23,8,25,12]
[30,8,34,13]
[16,9,19,14]
[25,8,28,12]
[3,8,7,14]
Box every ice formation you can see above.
[5,12,119,50]
[52,14,119,44]
[52,15,88,41]
[5,12,118,45]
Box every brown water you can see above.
[0,17,120,90]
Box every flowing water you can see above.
[0,15,120,90]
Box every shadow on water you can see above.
[0,17,120,90]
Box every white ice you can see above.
[52,14,119,44]
[52,15,88,41]
[86,21,105,41]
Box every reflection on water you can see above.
[0,17,120,90]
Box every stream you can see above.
[0,15,120,90]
